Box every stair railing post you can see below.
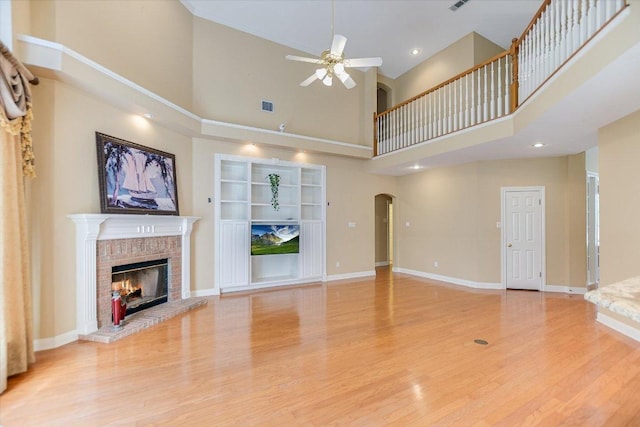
[373,112,379,157]
[510,37,520,113]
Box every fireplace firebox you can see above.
[112,258,169,316]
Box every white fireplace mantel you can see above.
[69,214,199,335]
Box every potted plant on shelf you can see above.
[268,173,280,211]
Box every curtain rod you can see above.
[0,39,39,85]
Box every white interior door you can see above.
[503,188,544,290]
[587,174,599,286]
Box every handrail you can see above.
[374,0,629,157]
[378,50,511,118]
[517,0,553,47]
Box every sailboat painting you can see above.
[96,132,179,215]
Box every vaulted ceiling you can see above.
[177,1,640,175]
[180,0,541,79]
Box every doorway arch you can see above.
[377,83,392,114]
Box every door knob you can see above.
[507,243,512,247]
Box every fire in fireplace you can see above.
[111,258,169,316]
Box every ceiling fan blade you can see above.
[330,34,347,57]
[300,73,319,87]
[344,57,383,68]
[339,74,356,89]
[286,55,324,65]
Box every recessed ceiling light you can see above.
[411,48,421,56]
[531,142,545,148]
[411,164,422,170]
[143,113,153,119]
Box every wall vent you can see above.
[261,100,274,113]
[449,0,470,11]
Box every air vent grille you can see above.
[261,100,274,113]
[449,0,470,11]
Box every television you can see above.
[251,224,300,256]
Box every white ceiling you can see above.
[180,0,542,79]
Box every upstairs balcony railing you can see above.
[374,0,628,157]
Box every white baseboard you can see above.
[544,284,587,294]
[191,288,219,297]
[325,270,376,282]
[393,267,503,290]
[375,261,389,267]
[34,330,78,351]
[597,312,640,342]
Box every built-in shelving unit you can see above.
[215,154,326,293]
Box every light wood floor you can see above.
[3,268,640,426]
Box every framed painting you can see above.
[96,132,179,215]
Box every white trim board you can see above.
[393,268,503,290]
[596,312,640,343]
[545,285,587,294]
[34,330,78,352]
[325,271,376,282]
[191,288,220,297]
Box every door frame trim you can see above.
[500,186,546,291]
[586,172,599,286]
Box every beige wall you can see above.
[392,32,505,104]
[28,79,194,338]
[192,17,372,146]
[567,153,587,287]
[28,0,193,110]
[395,156,587,286]
[190,140,397,291]
[473,32,506,65]
[599,108,640,285]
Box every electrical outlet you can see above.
[434,261,439,268]
[348,222,356,228]
[336,261,340,268]
[405,221,411,227]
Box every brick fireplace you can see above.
[69,214,199,336]
[96,236,180,329]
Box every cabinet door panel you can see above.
[220,221,249,288]
[301,222,323,279]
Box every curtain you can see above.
[0,51,35,394]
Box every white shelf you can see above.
[215,154,325,293]
[221,179,248,184]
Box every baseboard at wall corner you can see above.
[393,268,503,290]
[325,270,376,282]
[191,288,220,297]
[544,285,587,294]
[34,330,78,352]
[375,261,390,267]
[597,312,640,342]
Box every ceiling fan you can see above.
[285,2,383,89]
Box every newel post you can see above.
[373,112,378,157]
[509,37,520,113]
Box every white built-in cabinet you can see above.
[215,154,326,293]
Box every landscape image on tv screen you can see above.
[251,224,300,256]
